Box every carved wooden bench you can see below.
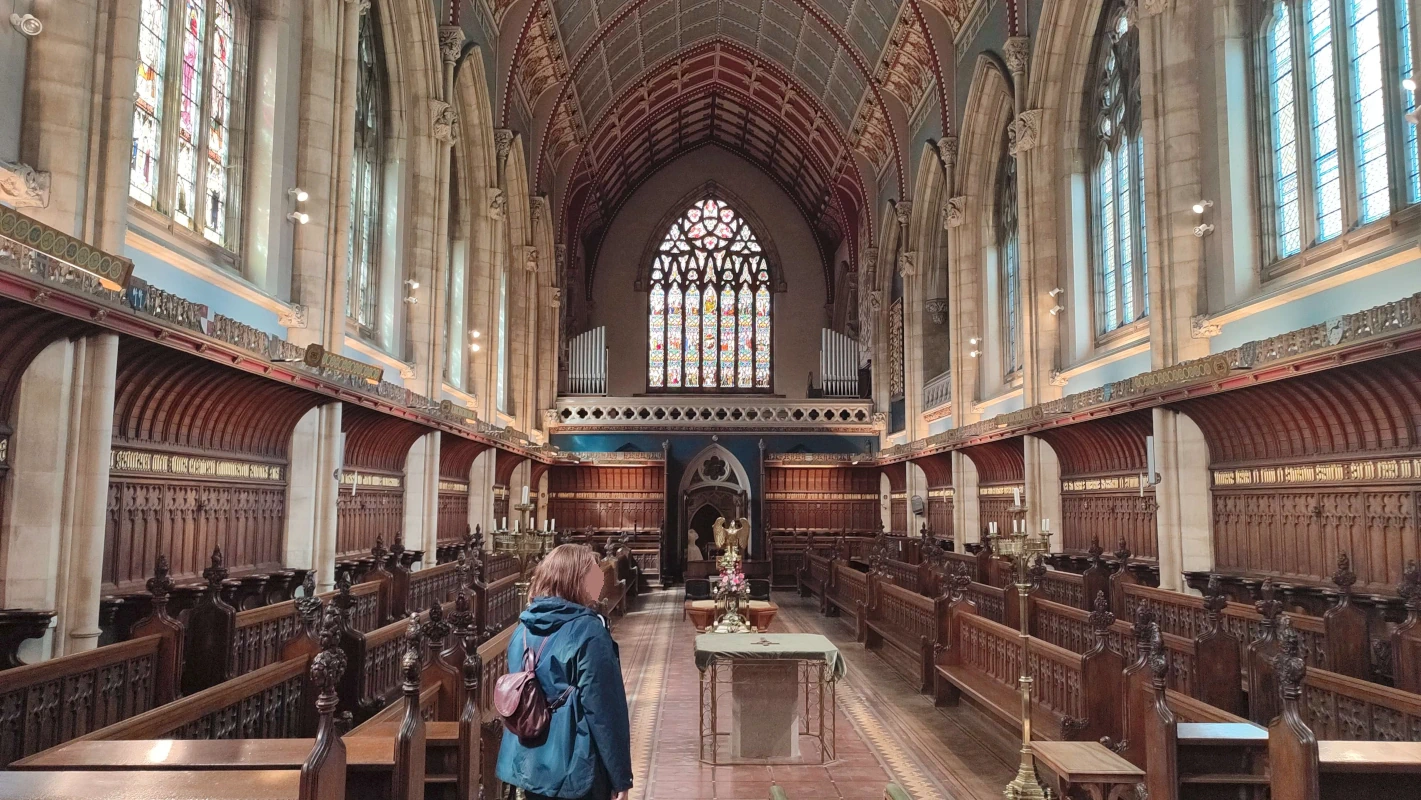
[862,577,943,692]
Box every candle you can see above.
[551,518,556,531]
[501,517,507,530]
[1042,518,1050,533]
[989,521,997,535]
[1140,474,1145,497]
[1013,487,1021,507]
[522,486,530,504]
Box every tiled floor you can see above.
[614,589,1016,800]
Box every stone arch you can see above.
[454,48,499,413]
[955,55,1016,407]
[678,444,755,558]
[909,141,952,422]
[501,135,535,427]
[630,181,788,295]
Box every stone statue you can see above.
[686,530,704,562]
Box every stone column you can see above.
[1152,407,1213,592]
[467,448,495,536]
[285,406,322,571]
[952,451,980,547]
[2,340,76,661]
[54,333,118,656]
[906,462,928,536]
[417,433,442,566]
[312,403,344,591]
[1023,436,1061,539]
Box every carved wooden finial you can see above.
[311,604,348,709]
[1332,552,1357,595]
[333,569,354,616]
[1133,602,1157,645]
[1113,537,1131,565]
[147,554,174,604]
[402,614,424,687]
[203,546,228,591]
[372,536,388,561]
[425,601,451,643]
[1273,618,1307,701]
[1089,591,1116,633]
[1255,579,1282,628]
[945,563,972,600]
[1202,574,1228,626]
[1146,623,1168,688]
[295,571,322,629]
[1088,536,1105,566]
[1399,560,1421,611]
[449,581,474,636]
[1028,554,1047,589]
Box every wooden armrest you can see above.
[1176,722,1268,746]
[1317,741,1421,773]
[0,769,301,800]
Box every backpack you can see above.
[494,628,573,742]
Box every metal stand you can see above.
[494,501,553,609]
[990,503,1052,800]
[699,657,836,765]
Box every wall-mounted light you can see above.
[969,337,980,345]
[1193,223,1215,237]
[1406,78,1417,92]
[1048,287,1063,298]
[1191,199,1214,215]
[404,279,420,290]
[471,343,482,352]
[403,296,418,305]
[969,349,981,358]
[1049,304,1064,316]
[287,188,309,202]
[9,13,41,36]
[470,329,481,339]
[287,211,309,224]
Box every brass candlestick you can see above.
[495,502,553,608]
[989,503,1052,800]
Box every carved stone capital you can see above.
[1003,37,1031,74]
[897,250,916,277]
[893,201,912,228]
[494,129,514,168]
[935,136,958,174]
[488,188,506,220]
[1008,110,1042,155]
[925,298,949,325]
[279,303,308,329]
[1191,314,1222,338]
[438,26,465,63]
[431,101,457,145]
[942,196,966,229]
[0,161,50,209]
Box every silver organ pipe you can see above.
[819,328,858,397]
[567,327,607,395]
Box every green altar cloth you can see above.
[693,633,846,680]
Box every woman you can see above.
[497,544,633,800]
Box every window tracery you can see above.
[347,7,386,332]
[647,198,773,391]
[997,128,1021,377]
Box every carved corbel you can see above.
[488,188,507,220]
[893,201,912,229]
[431,101,457,145]
[1049,370,1069,387]
[494,129,513,169]
[0,161,50,209]
[925,299,949,325]
[549,287,562,308]
[524,245,540,272]
[346,0,371,15]
[867,289,883,312]
[1138,0,1169,18]
[279,303,308,329]
[942,196,966,229]
[897,250,916,277]
[1191,315,1222,339]
[438,26,465,63]
[399,362,416,380]
[1008,110,1042,155]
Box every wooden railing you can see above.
[1123,583,1328,670]
[483,553,520,583]
[475,574,520,636]
[964,581,1008,626]
[0,635,167,766]
[75,657,310,742]
[408,562,461,614]
[232,581,381,677]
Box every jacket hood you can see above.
[519,596,598,636]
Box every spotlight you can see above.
[969,337,980,345]
[470,329,481,338]
[1048,287,1063,298]
[1406,78,1417,92]
[1049,305,1064,316]
[1193,223,1215,238]
[1191,199,1214,214]
[288,188,309,202]
[403,296,418,304]
[404,279,420,290]
[287,211,309,224]
[969,349,981,358]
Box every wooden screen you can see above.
[546,465,665,531]
[964,439,1025,539]
[915,453,953,541]
[336,404,430,556]
[104,341,321,591]
[1173,355,1421,591]
[437,437,487,544]
[1036,410,1157,559]
[764,466,880,532]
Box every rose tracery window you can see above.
[647,199,773,391]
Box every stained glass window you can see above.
[1088,0,1149,335]
[647,197,773,391]
[347,7,385,332]
[128,0,245,248]
[1257,0,1416,262]
[997,129,1021,377]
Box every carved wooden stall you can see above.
[1034,409,1157,561]
[545,461,666,532]
[912,452,954,544]
[0,298,95,588]
[337,404,430,557]
[882,461,907,533]
[1170,354,1421,593]
[491,450,526,525]
[763,459,882,532]
[961,438,1024,538]
[105,340,325,594]
[438,437,488,547]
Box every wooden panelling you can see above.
[1174,355,1421,590]
[964,439,1025,538]
[341,404,430,474]
[1036,411,1157,558]
[438,491,469,544]
[546,465,665,531]
[927,493,954,540]
[336,486,403,556]
[437,437,485,544]
[104,341,322,589]
[764,466,880,532]
[1060,491,1157,559]
[336,404,429,555]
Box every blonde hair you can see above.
[528,544,602,607]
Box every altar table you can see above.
[694,633,843,765]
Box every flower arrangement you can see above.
[715,564,748,601]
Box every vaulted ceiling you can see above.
[493,0,971,291]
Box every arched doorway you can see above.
[676,445,752,573]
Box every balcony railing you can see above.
[551,396,880,432]
[924,369,952,411]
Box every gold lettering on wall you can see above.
[1212,457,1421,487]
[764,492,879,501]
[1061,475,1144,492]
[109,449,285,481]
[979,484,1026,496]
[928,488,954,498]
[338,470,403,489]
[549,491,662,500]
[438,480,469,493]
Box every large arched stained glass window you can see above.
[648,198,772,391]
[1088,0,1148,335]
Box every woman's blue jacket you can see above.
[495,596,633,797]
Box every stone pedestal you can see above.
[730,661,800,759]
